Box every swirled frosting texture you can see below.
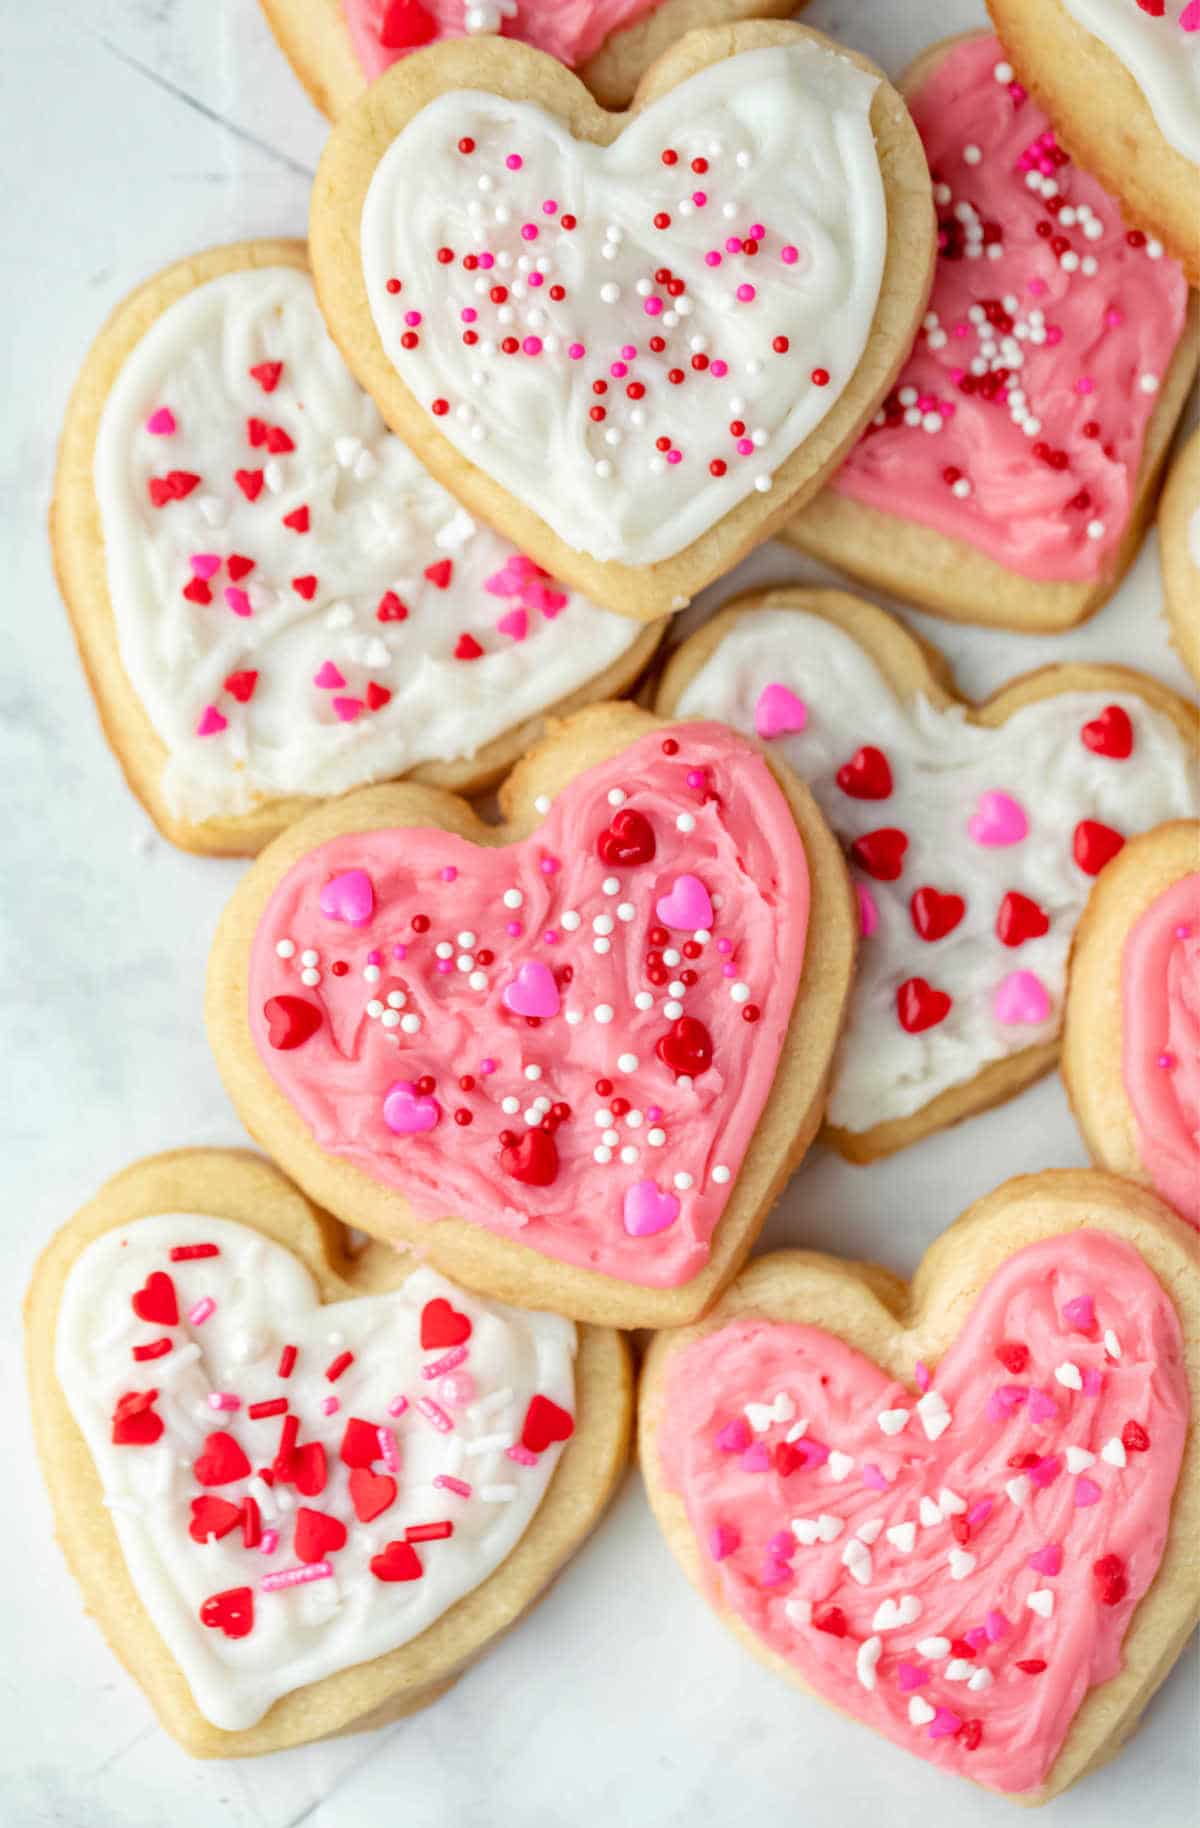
[1123,872,1200,1228]
[659,1232,1188,1794]
[829,35,1189,581]
[248,725,809,1287]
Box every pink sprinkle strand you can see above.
[506,1443,538,1466]
[262,1561,333,1592]
[433,1475,473,1498]
[207,1393,241,1412]
[422,1345,468,1380]
[377,1426,401,1473]
[416,1397,453,1433]
[188,1297,216,1325]
[387,1395,410,1418]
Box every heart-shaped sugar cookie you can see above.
[52,241,657,856]
[206,703,857,1327]
[309,24,935,618]
[986,0,1200,284]
[640,1171,1200,1802]
[1160,428,1200,688]
[657,588,1200,1159]
[26,1150,631,1755]
[259,0,799,118]
[1064,821,1200,1233]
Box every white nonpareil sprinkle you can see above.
[275,939,295,958]
[712,1165,731,1183]
[594,1005,614,1024]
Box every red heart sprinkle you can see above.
[111,1389,164,1446]
[995,1340,1030,1373]
[366,682,392,712]
[247,416,268,447]
[520,1393,575,1453]
[596,807,656,867]
[499,1127,559,1187]
[896,977,952,1033]
[1081,705,1133,759]
[835,745,893,800]
[292,1441,328,1497]
[814,1606,848,1637]
[131,1269,178,1326]
[420,1297,473,1350]
[339,1417,383,1468]
[377,590,408,621]
[234,469,264,501]
[194,1431,251,1487]
[910,886,965,942]
[350,1468,397,1523]
[370,1539,424,1582]
[1073,820,1124,875]
[425,558,454,589]
[263,995,322,1051]
[224,670,258,704]
[293,574,318,600]
[455,633,483,660]
[995,891,1049,947]
[655,1015,714,1079]
[773,1441,803,1477]
[227,554,255,581]
[249,361,283,392]
[182,577,212,605]
[282,505,310,533]
[294,1506,347,1563]
[200,1586,254,1639]
[1092,1552,1127,1605]
[960,1720,983,1752]
[265,425,295,454]
[1122,1420,1150,1453]
[850,827,907,881]
[189,1496,242,1543]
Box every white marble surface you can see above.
[2,3,1196,1824]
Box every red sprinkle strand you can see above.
[405,1521,454,1543]
[325,1350,354,1383]
[169,1244,220,1261]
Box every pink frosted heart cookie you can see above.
[25,1150,632,1755]
[206,702,857,1326]
[308,23,935,620]
[640,1170,1200,1802]
[1065,821,1200,1232]
[657,588,1200,1159]
[52,241,658,856]
[787,31,1197,632]
[259,0,801,119]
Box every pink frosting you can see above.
[659,1232,1188,1793]
[343,0,662,81]
[830,35,1189,581]
[1122,872,1200,1229]
[248,725,809,1287]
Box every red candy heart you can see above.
[655,1015,714,1078]
[111,1389,164,1446]
[379,0,437,47]
[376,590,408,621]
[420,1297,473,1350]
[349,1468,397,1524]
[995,892,1049,948]
[909,887,965,943]
[370,1539,424,1582]
[499,1128,559,1187]
[189,1496,242,1543]
[836,746,893,801]
[291,1441,329,1497]
[263,995,323,1051]
[596,808,656,866]
[1073,821,1125,876]
[224,670,259,704]
[520,1394,575,1454]
[200,1586,254,1639]
[424,557,453,589]
[850,828,908,881]
[234,468,264,501]
[294,1506,347,1563]
[339,1416,382,1468]
[896,976,952,1033]
[227,553,255,581]
[131,1270,178,1327]
[455,633,483,660]
[193,1431,251,1487]
[1080,706,1133,760]
[249,360,282,392]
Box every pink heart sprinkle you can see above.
[1029,1543,1062,1575]
[1062,1295,1095,1330]
[994,969,1050,1026]
[502,960,560,1020]
[862,1463,891,1491]
[760,1557,791,1587]
[709,1524,740,1561]
[986,1609,1011,1641]
[857,882,879,938]
[754,681,808,740]
[319,868,375,927]
[968,789,1029,847]
[715,1417,751,1453]
[190,553,220,579]
[655,873,714,931]
[794,1438,830,1469]
[929,1708,962,1741]
[967,1499,993,1526]
[622,1179,681,1238]
[1074,1477,1102,1508]
[195,705,227,737]
[964,1625,990,1651]
[1030,1454,1062,1488]
[332,697,364,723]
[224,586,252,618]
[382,1081,441,1135]
[529,585,568,617]
[146,407,176,435]
[1029,1389,1059,1423]
[767,1530,795,1560]
[740,1442,771,1473]
[898,1662,929,1691]
[1181,0,1200,27]
[314,660,346,689]
[497,608,528,641]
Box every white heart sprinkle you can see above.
[784,1595,812,1628]
[827,1451,855,1482]
[1066,1446,1096,1473]
[842,1540,873,1584]
[968,1667,993,1692]
[948,1549,976,1580]
[856,1634,883,1692]
[916,1636,950,1659]
[886,1522,916,1553]
[872,1593,922,1632]
[1055,1361,1083,1390]
[945,1659,973,1682]
[916,1391,951,1440]
[785,1418,810,1443]
[1005,1475,1032,1507]
[877,1408,910,1436]
[918,1496,942,1528]
[1027,1589,1055,1619]
[1101,1437,1127,1467]
[1104,1329,1122,1360]
[856,1517,884,1545]
[937,1487,966,1515]
[816,1513,843,1544]
[908,1696,935,1726]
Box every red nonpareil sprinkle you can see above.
[247,1398,289,1420]
[282,505,310,533]
[811,368,830,386]
[431,398,449,416]
[234,469,264,501]
[661,148,678,165]
[457,137,474,154]
[277,1344,297,1379]
[249,361,282,392]
[405,1520,454,1543]
[132,1338,172,1361]
[325,1350,354,1383]
[169,1243,220,1261]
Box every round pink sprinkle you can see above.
[404,310,422,327]
[506,920,523,937]
[568,342,585,360]
[611,361,628,378]
[522,336,543,356]
[439,1372,476,1408]
[705,251,722,267]
[521,224,538,241]
[1175,923,1192,939]
[717,939,733,954]
[440,866,458,883]
[667,449,682,465]
[528,272,544,288]
[542,199,558,214]
[736,284,756,303]
[646,1106,663,1122]
[710,359,728,378]
[1027,277,1047,296]
[1045,325,1063,346]
[543,929,559,944]
[644,297,663,317]
[1158,1051,1177,1070]
[1075,376,1095,394]
[1106,308,1124,327]
[686,770,705,788]
[725,237,742,253]
[621,344,637,360]
[321,1395,339,1415]
[436,960,453,974]
[479,1058,497,1075]
[722,962,736,978]
[461,307,478,323]
[693,191,707,206]
[749,224,764,239]
[391,943,408,961]
[736,438,753,455]
[781,245,798,264]
[506,153,522,170]
[540,857,560,875]
[367,949,382,966]
[479,252,494,270]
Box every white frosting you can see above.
[675,609,1200,1130]
[361,45,887,564]
[55,1213,575,1731]
[94,267,639,821]
[1061,0,1200,163]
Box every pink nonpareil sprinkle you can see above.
[416,1397,453,1432]
[207,1393,241,1411]
[506,1443,538,1466]
[433,1475,472,1498]
[262,1561,333,1592]
[422,1345,468,1380]
[377,1426,401,1473]
[188,1297,216,1325]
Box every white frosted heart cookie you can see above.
[25,1149,631,1755]
[1161,428,1200,687]
[786,32,1197,632]
[640,1171,1200,1802]
[656,588,1200,1159]
[52,241,658,856]
[309,23,935,620]
[987,0,1200,283]
[258,0,800,117]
